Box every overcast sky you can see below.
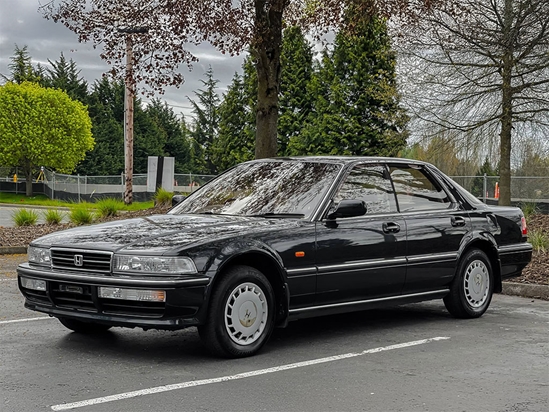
[0,0,245,120]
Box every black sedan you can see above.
[18,157,532,357]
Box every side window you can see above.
[389,165,451,211]
[334,164,397,214]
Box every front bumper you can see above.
[17,263,210,330]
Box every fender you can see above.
[456,229,502,292]
[190,238,290,325]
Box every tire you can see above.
[58,317,112,334]
[444,248,494,319]
[198,265,275,358]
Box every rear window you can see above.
[389,165,451,212]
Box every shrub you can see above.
[69,204,94,225]
[43,209,64,225]
[529,229,549,254]
[95,198,124,218]
[520,201,538,222]
[12,208,38,226]
[154,188,173,207]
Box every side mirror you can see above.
[327,200,367,220]
[172,194,186,207]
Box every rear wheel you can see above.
[444,249,494,318]
[198,265,275,358]
[58,317,112,333]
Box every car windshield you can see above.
[170,160,342,219]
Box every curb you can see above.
[0,246,27,255]
[501,282,549,300]
[0,203,70,211]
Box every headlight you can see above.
[113,255,197,275]
[28,246,51,267]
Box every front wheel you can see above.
[58,317,112,333]
[444,249,494,318]
[198,265,275,358]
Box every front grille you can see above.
[50,282,96,311]
[51,249,112,273]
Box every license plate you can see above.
[59,284,84,294]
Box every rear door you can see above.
[388,164,471,294]
[315,163,407,304]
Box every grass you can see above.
[0,192,153,210]
[529,229,549,254]
[12,208,39,226]
[69,204,94,225]
[520,201,539,221]
[0,192,66,207]
[154,188,173,207]
[43,209,64,225]
[95,198,124,218]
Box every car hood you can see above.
[31,214,300,254]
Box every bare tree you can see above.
[396,0,549,205]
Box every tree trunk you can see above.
[124,34,135,205]
[253,0,286,159]
[23,160,33,197]
[499,0,514,206]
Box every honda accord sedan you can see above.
[18,157,532,357]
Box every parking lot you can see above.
[1,255,548,412]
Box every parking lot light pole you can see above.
[118,26,148,205]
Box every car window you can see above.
[171,160,342,219]
[389,165,451,212]
[334,164,397,214]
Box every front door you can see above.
[315,163,407,304]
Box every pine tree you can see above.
[1,45,44,85]
[44,53,89,102]
[278,26,314,156]
[76,78,124,175]
[288,12,408,156]
[188,66,220,174]
[146,99,193,173]
[211,58,257,172]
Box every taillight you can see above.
[521,216,528,236]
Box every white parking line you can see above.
[51,336,450,411]
[0,316,52,325]
[0,278,16,281]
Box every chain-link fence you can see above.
[0,168,215,202]
[450,175,549,203]
[2,167,548,205]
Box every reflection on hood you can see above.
[32,214,300,253]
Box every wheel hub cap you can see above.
[464,260,490,308]
[225,282,267,345]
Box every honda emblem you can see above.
[74,254,84,267]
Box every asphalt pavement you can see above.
[1,257,548,412]
[0,204,68,227]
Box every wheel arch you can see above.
[207,250,290,327]
[458,236,502,293]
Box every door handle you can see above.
[451,216,466,227]
[383,222,400,233]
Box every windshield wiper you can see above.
[250,213,305,219]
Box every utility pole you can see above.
[118,26,148,205]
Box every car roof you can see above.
[249,156,430,167]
